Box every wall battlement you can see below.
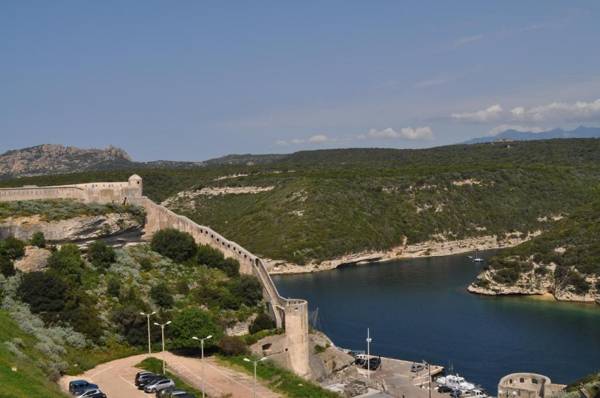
[0,175,310,377]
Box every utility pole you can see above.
[366,328,372,380]
[154,321,171,374]
[140,311,156,354]
[192,335,212,398]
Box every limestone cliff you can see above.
[0,213,143,243]
[468,262,600,304]
[0,144,133,178]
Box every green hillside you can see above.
[0,310,67,398]
[2,139,600,263]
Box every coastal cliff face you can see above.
[469,261,600,304]
[0,213,143,242]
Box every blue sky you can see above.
[2,1,600,161]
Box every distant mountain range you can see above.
[464,126,600,144]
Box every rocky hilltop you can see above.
[0,144,133,178]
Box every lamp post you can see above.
[366,328,372,380]
[243,357,267,398]
[140,311,156,354]
[192,335,212,398]
[154,321,171,374]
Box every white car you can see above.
[76,389,106,398]
[144,378,175,393]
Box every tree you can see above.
[106,277,121,297]
[196,245,240,277]
[0,255,15,277]
[249,312,275,334]
[218,336,248,356]
[170,308,222,351]
[229,275,263,307]
[151,229,197,263]
[87,241,116,270]
[17,272,68,319]
[111,305,154,346]
[150,283,174,309]
[0,237,25,260]
[47,244,85,284]
[30,232,46,248]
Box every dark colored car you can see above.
[438,386,454,393]
[361,357,381,370]
[135,371,155,386]
[69,380,99,396]
[137,375,167,390]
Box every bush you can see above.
[0,236,25,260]
[47,244,85,284]
[151,229,197,263]
[17,272,68,319]
[196,245,240,277]
[87,241,116,270]
[111,305,154,346]
[229,275,263,307]
[249,313,275,334]
[106,277,121,298]
[150,283,174,309]
[0,255,16,277]
[30,232,46,248]
[170,308,223,351]
[219,336,248,356]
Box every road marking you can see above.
[119,374,138,389]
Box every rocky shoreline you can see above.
[265,231,540,275]
[468,264,600,305]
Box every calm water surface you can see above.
[272,252,600,393]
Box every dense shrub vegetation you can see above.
[151,228,197,263]
[480,196,600,294]
[0,199,145,223]
[4,139,600,263]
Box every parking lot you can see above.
[60,352,281,398]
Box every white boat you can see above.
[436,374,477,391]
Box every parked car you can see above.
[137,375,165,390]
[438,386,454,393]
[69,380,99,396]
[157,390,190,398]
[366,357,381,370]
[411,363,425,372]
[76,389,106,398]
[135,371,155,386]
[144,378,175,393]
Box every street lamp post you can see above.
[140,311,156,354]
[243,357,267,398]
[154,321,171,374]
[192,335,212,398]
[366,328,372,380]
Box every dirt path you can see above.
[59,352,281,398]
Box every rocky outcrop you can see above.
[0,213,143,243]
[0,144,133,178]
[469,264,600,304]
[14,246,51,272]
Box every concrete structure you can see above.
[498,373,565,398]
[0,175,310,378]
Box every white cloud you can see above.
[487,124,547,136]
[510,99,600,122]
[308,134,329,143]
[451,104,503,122]
[275,140,289,146]
[366,126,434,140]
[452,34,484,48]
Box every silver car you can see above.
[144,378,175,393]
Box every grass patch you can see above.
[218,355,339,398]
[135,357,204,397]
[0,310,67,398]
[65,340,142,375]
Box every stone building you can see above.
[498,373,565,398]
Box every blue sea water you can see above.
[272,252,600,393]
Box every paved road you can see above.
[59,352,281,398]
